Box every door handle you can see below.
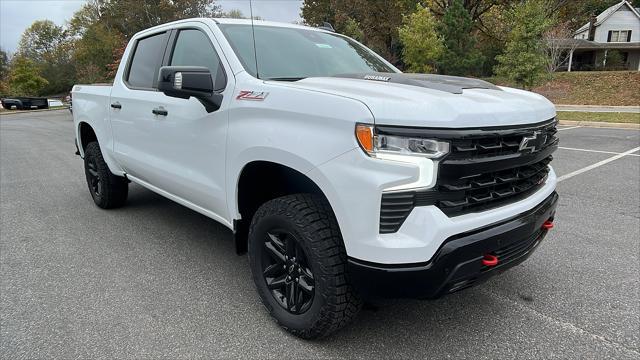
[110,102,122,109]
[152,107,168,116]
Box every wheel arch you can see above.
[78,121,98,155]
[75,120,125,177]
[233,160,338,254]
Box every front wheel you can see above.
[248,194,362,339]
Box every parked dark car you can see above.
[1,97,49,110]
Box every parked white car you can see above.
[72,18,559,339]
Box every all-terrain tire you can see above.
[83,141,128,209]
[248,194,362,339]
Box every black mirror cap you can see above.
[157,66,223,112]
[158,66,213,97]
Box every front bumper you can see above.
[348,191,558,299]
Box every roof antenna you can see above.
[249,0,260,79]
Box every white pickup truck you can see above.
[72,18,559,339]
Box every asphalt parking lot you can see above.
[1,110,638,359]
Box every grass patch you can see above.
[556,111,640,124]
[487,71,640,106]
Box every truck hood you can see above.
[273,74,556,128]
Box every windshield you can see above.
[218,24,396,80]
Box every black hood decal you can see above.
[332,72,501,94]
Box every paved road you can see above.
[1,111,639,359]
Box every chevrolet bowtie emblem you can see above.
[519,131,547,153]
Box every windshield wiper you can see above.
[263,77,306,82]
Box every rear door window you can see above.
[127,32,167,89]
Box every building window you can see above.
[609,30,631,42]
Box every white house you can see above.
[568,1,640,71]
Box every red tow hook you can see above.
[482,254,499,267]
[542,220,554,230]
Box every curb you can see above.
[559,120,640,129]
[0,107,70,115]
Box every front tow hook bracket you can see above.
[482,254,499,267]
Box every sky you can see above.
[0,0,303,54]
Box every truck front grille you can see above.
[378,119,558,234]
[447,122,557,159]
[426,156,552,215]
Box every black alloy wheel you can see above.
[261,229,315,314]
[86,156,103,200]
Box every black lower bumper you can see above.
[348,191,558,299]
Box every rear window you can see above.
[127,32,167,89]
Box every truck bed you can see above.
[71,84,113,122]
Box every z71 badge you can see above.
[236,91,269,101]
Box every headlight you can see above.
[356,124,449,159]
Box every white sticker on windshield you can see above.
[315,43,332,49]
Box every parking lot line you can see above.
[557,126,581,131]
[558,146,640,157]
[557,146,640,183]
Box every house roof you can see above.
[554,38,640,50]
[575,1,640,33]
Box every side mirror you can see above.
[157,66,223,112]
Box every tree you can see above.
[0,48,8,80]
[544,21,578,72]
[0,49,9,94]
[16,20,76,94]
[98,0,221,38]
[436,0,484,76]
[220,9,246,19]
[68,0,103,37]
[342,17,364,42]
[17,20,66,63]
[495,0,555,89]
[218,9,262,20]
[7,57,49,96]
[73,22,124,83]
[398,4,444,73]
[603,50,626,70]
[301,0,417,65]
[301,0,337,28]
[430,0,515,22]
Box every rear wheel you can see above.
[248,194,362,339]
[83,141,128,209]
